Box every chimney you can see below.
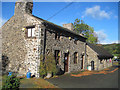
[63,23,74,31]
[14,0,33,15]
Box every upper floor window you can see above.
[74,52,78,64]
[27,26,35,38]
[74,37,78,44]
[74,40,77,44]
[55,32,61,40]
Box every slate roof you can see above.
[87,42,114,59]
[32,15,87,42]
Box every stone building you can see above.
[1,0,87,77]
[86,43,113,71]
[1,0,113,77]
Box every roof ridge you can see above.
[31,15,87,40]
[87,42,113,59]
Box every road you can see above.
[47,66,119,88]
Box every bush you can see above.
[39,60,46,78]
[2,75,20,89]
[39,53,57,78]
[45,53,57,75]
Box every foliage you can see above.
[2,55,9,73]
[45,53,57,75]
[39,53,57,78]
[102,43,120,58]
[73,18,98,44]
[2,75,20,89]
[39,55,46,78]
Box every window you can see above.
[74,52,78,64]
[27,27,35,38]
[74,37,78,44]
[55,32,61,40]
[74,40,77,44]
[54,50,60,65]
[100,60,103,64]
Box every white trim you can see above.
[32,28,35,37]
[28,28,31,37]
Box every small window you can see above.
[100,60,103,64]
[74,38,78,44]
[54,50,60,65]
[55,32,61,40]
[74,52,78,64]
[74,40,77,44]
[27,27,35,38]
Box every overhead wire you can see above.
[47,2,74,20]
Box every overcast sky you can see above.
[0,1,119,44]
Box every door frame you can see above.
[64,52,69,72]
[81,55,84,69]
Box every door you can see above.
[64,53,69,72]
[81,55,84,69]
[91,61,94,70]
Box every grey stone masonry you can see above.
[2,13,43,77]
[15,0,33,15]
[1,0,113,77]
[63,23,74,31]
[45,28,87,73]
[86,45,113,70]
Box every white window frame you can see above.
[27,27,36,38]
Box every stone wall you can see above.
[86,45,113,71]
[1,0,87,77]
[86,45,99,70]
[45,29,86,73]
[2,14,43,77]
[98,59,112,70]
[1,12,87,76]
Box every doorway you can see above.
[91,61,94,70]
[81,55,84,69]
[64,52,69,72]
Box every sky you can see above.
[0,1,119,44]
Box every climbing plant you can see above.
[39,53,57,78]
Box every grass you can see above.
[20,77,58,88]
[1,75,59,89]
[0,75,2,90]
[0,75,8,89]
[113,61,119,66]
[31,78,58,88]
[71,70,85,75]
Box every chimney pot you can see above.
[14,0,33,15]
[63,23,74,31]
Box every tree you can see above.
[102,43,120,59]
[73,18,98,44]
